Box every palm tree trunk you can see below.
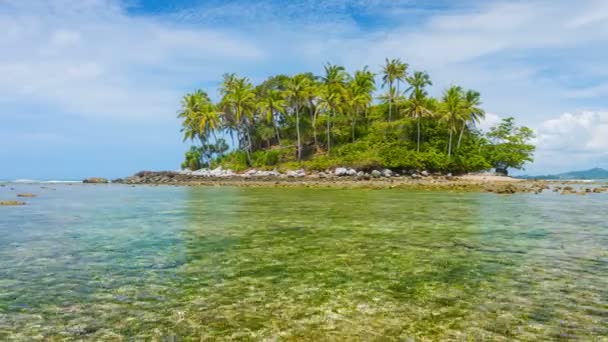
[388,97,392,122]
[352,118,356,142]
[296,104,301,161]
[229,129,235,150]
[457,122,466,151]
[417,118,421,152]
[448,129,453,158]
[395,81,400,119]
[245,127,253,165]
[326,111,331,153]
[274,123,281,146]
[211,130,223,158]
[312,109,318,150]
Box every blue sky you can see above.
[1,0,608,179]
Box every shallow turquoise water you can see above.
[0,184,607,340]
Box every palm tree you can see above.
[440,86,465,158]
[346,67,375,141]
[177,90,219,145]
[257,89,286,146]
[285,74,313,161]
[404,71,433,152]
[321,63,349,153]
[304,80,323,150]
[353,66,376,119]
[381,58,407,121]
[404,88,434,152]
[406,71,432,94]
[220,76,256,163]
[456,90,485,150]
[393,59,408,117]
[218,73,239,149]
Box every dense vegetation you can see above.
[177,59,535,175]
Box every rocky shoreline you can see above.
[108,167,608,195]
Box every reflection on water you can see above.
[0,184,607,339]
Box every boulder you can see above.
[381,169,393,178]
[209,167,224,177]
[0,200,26,206]
[334,167,357,177]
[191,169,210,176]
[371,170,382,178]
[83,178,109,184]
[249,170,276,177]
[411,173,421,179]
[287,169,306,178]
[334,167,349,176]
[421,170,430,177]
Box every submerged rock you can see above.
[487,184,518,194]
[82,177,109,184]
[561,186,576,195]
[0,200,26,206]
[17,193,36,198]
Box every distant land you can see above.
[519,168,608,180]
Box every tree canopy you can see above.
[177,59,535,174]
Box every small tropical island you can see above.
[116,58,537,192]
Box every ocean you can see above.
[1,183,607,339]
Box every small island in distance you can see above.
[519,167,608,180]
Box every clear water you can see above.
[1,184,607,340]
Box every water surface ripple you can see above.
[0,184,607,340]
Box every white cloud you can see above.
[2,0,608,175]
[517,111,608,174]
[0,0,263,120]
[536,111,608,153]
[477,113,502,132]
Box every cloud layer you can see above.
[1,0,607,178]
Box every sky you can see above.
[1,0,608,179]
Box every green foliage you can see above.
[212,150,249,171]
[181,146,202,171]
[252,150,280,168]
[485,117,535,174]
[178,59,535,174]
